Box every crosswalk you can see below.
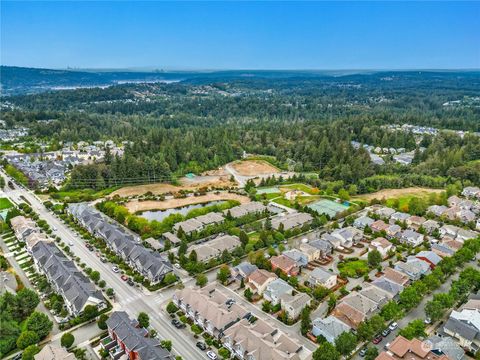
[118,292,166,307]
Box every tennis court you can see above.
[256,187,280,194]
[307,199,349,217]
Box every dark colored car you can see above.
[171,319,185,328]
[196,342,207,350]
[381,328,390,337]
[372,336,383,344]
[127,279,135,286]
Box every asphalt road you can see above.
[0,170,210,360]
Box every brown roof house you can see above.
[246,269,277,295]
[270,255,300,276]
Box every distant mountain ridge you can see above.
[1,66,479,96]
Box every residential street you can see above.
[0,170,210,360]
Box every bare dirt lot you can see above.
[231,160,280,176]
[354,187,444,201]
[110,175,235,198]
[124,192,250,212]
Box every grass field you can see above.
[338,259,370,278]
[279,183,319,195]
[0,198,14,210]
[353,187,443,202]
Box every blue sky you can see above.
[1,1,479,70]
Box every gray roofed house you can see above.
[330,226,363,248]
[371,277,404,299]
[31,241,103,316]
[310,238,334,255]
[308,267,337,289]
[426,335,465,360]
[173,212,225,234]
[105,311,172,360]
[224,202,267,218]
[444,317,480,353]
[375,207,396,218]
[428,205,449,217]
[271,212,313,231]
[162,232,181,246]
[353,216,375,229]
[431,243,456,258]
[400,229,424,247]
[283,249,308,268]
[462,187,480,199]
[280,292,311,319]
[359,285,393,307]
[186,234,241,263]
[68,203,173,284]
[230,262,258,281]
[312,316,351,344]
[263,278,294,305]
[341,292,379,316]
[423,219,440,234]
[395,258,431,281]
[390,212,410,223]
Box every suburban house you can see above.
[390,212,410,224]
[353,216,375,229]
[222,318,303,360]
[332,302,365,330]
[415,251,442,269]
[31,241,104,317]
[68,203,173,284]
[224,202,267,218]
[385,224,402,239]
[444,298,480,353]
[462,186,480,199]
[448,196,462,207]
[298,242,322,262]
[340,292,379,318]
[427,205,448,217]
[309,239,334,256]
[321,233,345,249]
[283,249,309,268]
[440,225,461,239]
[311,316,351,344]
[395,259,431,281]
[425,335,466,360]
[263,278,294,305]
[270,255,300,276]
[431,243,456,258]
[186,234,241,263]
[104,311,172,360]
[246,269,277,295]
[382,267,410,286]
[34,344,75,360]
[280,292,311,319]
[230,262,258,282]
[371,277,404,299]
[370,220,390,233]
[308,267,337,289]
[359,285,393,307]
[406,215,426,230]
[271,212,313,231]
[423,219,440,234]
[456,228,478,242]
[400,229,424,247]
[10,216,37,241]
[376,335,451,360]
[162,232,182,247]
[173,285,250,339]
[375,207,396,219]
[370,237,394,259]
[330,227,363,248]
[173,212,225,235]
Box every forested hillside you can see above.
[1,69,479,190]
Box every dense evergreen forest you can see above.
[1,70,479,190]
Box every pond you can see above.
[138,200,226,222]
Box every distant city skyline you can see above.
[1,1,479,70]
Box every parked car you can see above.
[384,343,391,350]
[171,319,185,329]
[196,342,207,351]
[68,241,74,246]
[121,275,129,281]
[389,322,398,331]
[381,328,390,337]
[359,348,367,357]
[424,318,432,324]
[100,257,107,263]
[127,279,134,286]
[112,266,119,273]
[372,336,383,344]
[206,351,218,360]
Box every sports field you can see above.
[307,199,349,217]
[256,187,280,194]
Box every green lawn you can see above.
[279,183,319,195]
[4,164,29,186]
[337,259,370,278]
[0,197,14,210]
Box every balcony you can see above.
[100,336,115,350]
[109,345,125,360]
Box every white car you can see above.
[389,322,398,331]
[52,226,57,231]
[112,266,119,273]
[206,351,217,360]
[68,242,74,246]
